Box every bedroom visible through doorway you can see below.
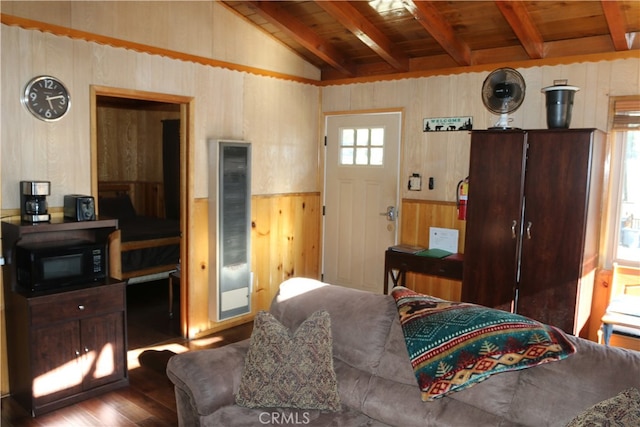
[92,86,191,343]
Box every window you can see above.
[609,97,640,264]
[339,127,384,166]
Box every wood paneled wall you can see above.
[187,192,321,338]
[322,59,640,208]
[399,199,466,301]
[251,193,322,310]
[96,105,180,183]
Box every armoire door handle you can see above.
[526,221,532,239]
[511,220,517,239]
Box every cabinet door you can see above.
[32,322,83,406]
[462,131,528,312]
[80,311,126,390]
[517,130,594,332]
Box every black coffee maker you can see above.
[21,181,51,223]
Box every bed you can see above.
[99,182,181,284]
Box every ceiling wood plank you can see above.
[402,0,471,66]
[245,1,355,77]
[495,1,545,59]
[315,0,409,72]
[601,0,632,51]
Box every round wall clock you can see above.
[22,75,71,121]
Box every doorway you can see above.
[91,86,192,343]
[322,112,402,294]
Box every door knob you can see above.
[379,206,396,221]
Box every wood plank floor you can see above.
[1,281,253,427]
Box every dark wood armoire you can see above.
[461,128,606,336]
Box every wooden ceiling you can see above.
[221,1,640,83]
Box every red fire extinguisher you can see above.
[456,177,469,220]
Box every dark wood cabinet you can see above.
[462,129,605,335]
[27,285,127,410]
[2,218,128,416]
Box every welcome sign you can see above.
[423,116,473,132]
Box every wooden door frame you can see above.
[90,85,194,338]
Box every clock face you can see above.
[22,76,71,121]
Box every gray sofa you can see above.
[166,278,640,426]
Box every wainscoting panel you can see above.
[188,193,321,338]
[251,193,322,311]
[399,199,466,300]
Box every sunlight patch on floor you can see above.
[127,343,189,370]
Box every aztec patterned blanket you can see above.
[392,286,576,401]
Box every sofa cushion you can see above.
[507,334,640,426]
[235,310,341,411]
[392,287,576,401]
[565,387,640,427]
[166,340,250,417]
[270,278,396,373]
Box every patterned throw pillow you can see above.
[391,286,576,401]
[566,388,640,426]
[235,310,341,411]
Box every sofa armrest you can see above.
[166,340,250,419]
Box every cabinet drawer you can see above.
[30,284,124,326]
[421,260,463,280]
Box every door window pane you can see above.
[356,129,369,146]
[340,147,354,165]
[339,127,385,166]
[341,129,354,146]
[370,147,384,165]
[371,128,384,146]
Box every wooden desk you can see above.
[384,249,463,293]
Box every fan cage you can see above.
[481,68,526,115]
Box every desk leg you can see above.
[385,268,404,294]
[384,271,389,294]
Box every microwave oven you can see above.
[15,239,107,292]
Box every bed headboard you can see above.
[98,182,135,199]
[98,182,138,219]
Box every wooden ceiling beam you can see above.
[495,1,545,59]
[601,0,633,51]
[245,1,355,77]
[315,0,409,72]
[402,0,471,66]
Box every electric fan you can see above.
[481,68,526,129]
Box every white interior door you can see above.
[323,112,401,293]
